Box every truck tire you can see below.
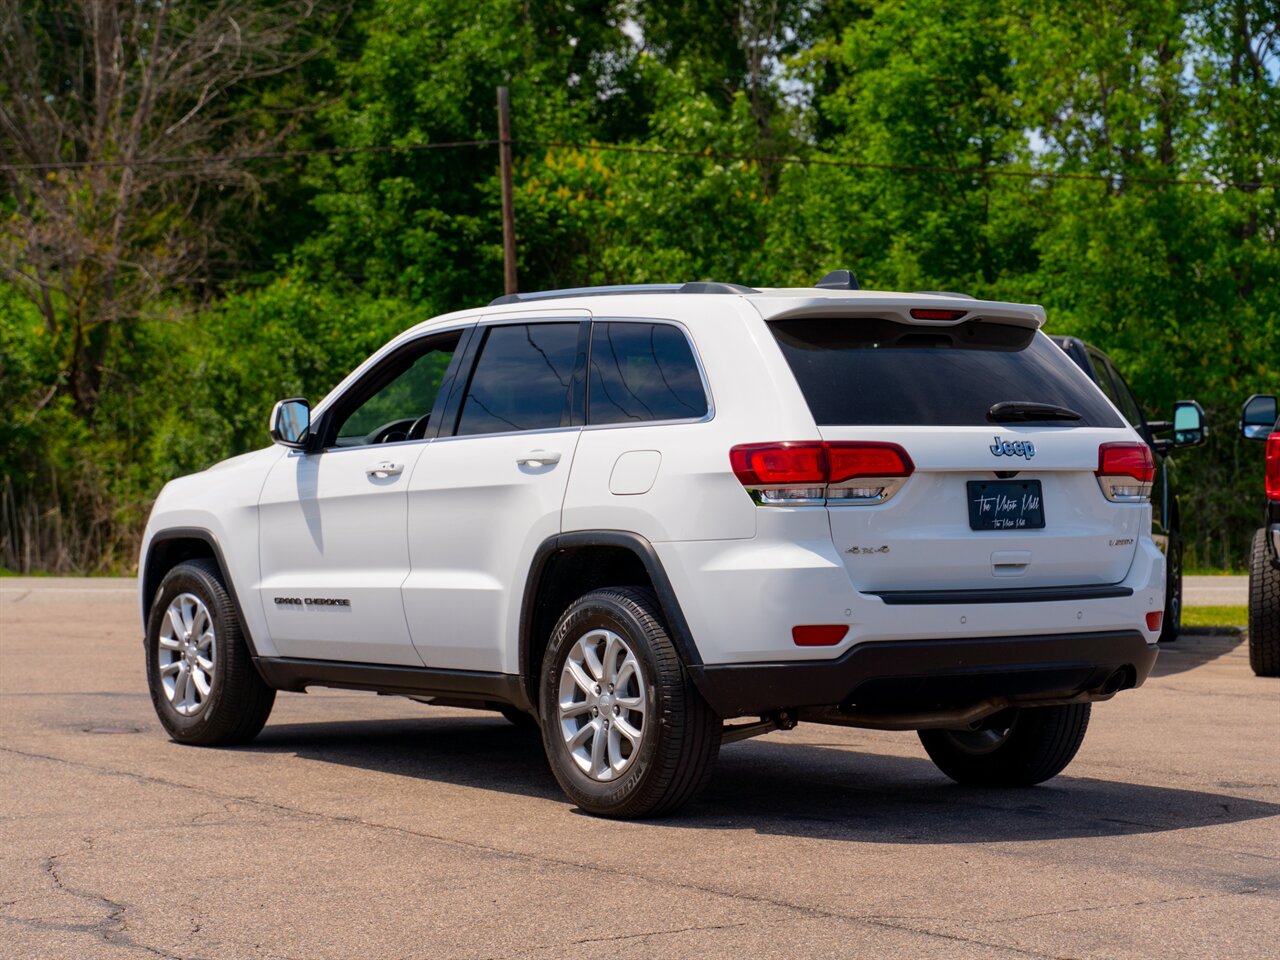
[1248,528,1280,677]
[1159,533,1183,643]
[539,587,720,818]
[145,559,275,745]
[919,703,1090,787]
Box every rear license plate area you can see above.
[967,480,1045,531]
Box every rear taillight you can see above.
[1096,442,1155,503]
[729,441,914,505]
[1266,433,1280,501]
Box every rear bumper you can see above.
[688,629,1157,719]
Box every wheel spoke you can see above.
[192,666,212,698]
[601,633,622,685]
[607,724,626,771]
[173,665,190,706]
[565,658,596,696]
[160,661,182,677]
[167,604,187,640]
[615,695,644,713]
[589,719,607,775]
[559,698,591,719]
[567,720,595,751]
[614,656,637,691]
[579,638,604,681]
[158,634,181,651]
[615,715,643,745]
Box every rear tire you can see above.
[919,703,1090,787]
[1159,533,1182,643]
[1248,528,1280,677]
[539,587,720,818]
[145,559,275,745]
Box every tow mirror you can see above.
[1171,400,1206,448]
[1241,394,1277,441]
[270,398,311,449]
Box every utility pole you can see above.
[497,86,517,295]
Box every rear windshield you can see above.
[769,318,1123,427]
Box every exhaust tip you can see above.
[1101,666,1135,695]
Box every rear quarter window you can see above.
[588,322,708,425]
[770,318,1124,428]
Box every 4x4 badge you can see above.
[990,435,1036,460]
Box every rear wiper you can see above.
[987,401,1083,422]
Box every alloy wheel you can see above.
[157,593,216,716]
[557,629,648,781]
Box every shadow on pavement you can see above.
[1151,633,1245,678]
[246,714,1280,844]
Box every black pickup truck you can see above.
[1051,337,1206,643]
[1240,394,1279,676]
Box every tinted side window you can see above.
[330,331,461,447]
[769,319,1124,428]
[455,323,582,435]
[1103,361,1145,428]
[588,322,708,425]
[1085,352,1122,409]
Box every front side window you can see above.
[588,322,708,425]
[331,332,461,446]
[455,323,583,435]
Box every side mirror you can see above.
[270,398,311,449]
[1172,400,1206,448]
[1241,394,1278,441]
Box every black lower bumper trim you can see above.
[687,630,1156,719]
[869,584,1133,605]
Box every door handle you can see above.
[516,450,562,467]
[366,461,404,478]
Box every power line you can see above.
[0,139,500,171]
[1,136,1273,190]
[524,140,1276,190]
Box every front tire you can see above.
[146,559,275,745]
[539,588,720,818]
[919,703,1090,787]
[1248,528,1280,677]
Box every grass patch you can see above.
[1183,605,1248,627]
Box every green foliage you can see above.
[1,0,1277,572]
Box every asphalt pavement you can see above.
[1,580,1276,959]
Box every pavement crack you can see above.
[859,916,1077,959]
[988,888,1261,924]
[34,844,201,960]
[0,745,1035,954]
[571,919,751,946]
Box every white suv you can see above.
[140,276,1164,817]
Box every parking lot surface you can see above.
[1,581,1277,959]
